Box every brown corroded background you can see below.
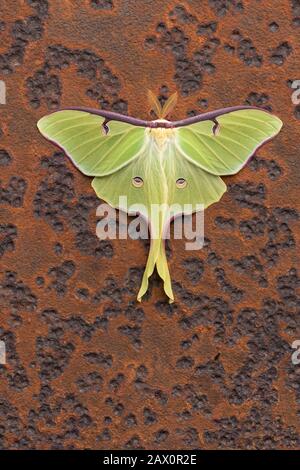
[0,0,299,450]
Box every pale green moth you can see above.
[37,92,282,303]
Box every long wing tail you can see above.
[137,237,174,303]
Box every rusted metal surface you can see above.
[0,0,299,450]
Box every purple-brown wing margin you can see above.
[58,105,266,128]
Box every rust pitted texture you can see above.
[0,0,299,450]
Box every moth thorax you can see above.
[148,126,175,149]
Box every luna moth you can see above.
[37,91,282,303]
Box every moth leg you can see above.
[212,118,220,136]
[102,119,110,135]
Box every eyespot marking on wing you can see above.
[176,178,187,188]
[132,176,144,188]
